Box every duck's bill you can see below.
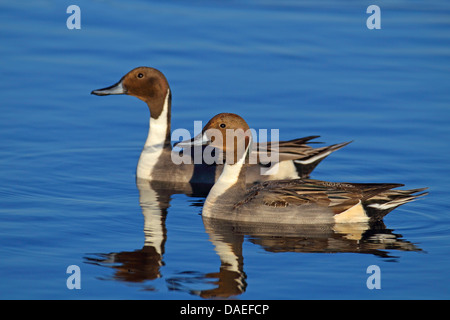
[91,80,126,96]
[174,132,210,148]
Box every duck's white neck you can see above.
[203,143,250,215]
[136,89,171,179]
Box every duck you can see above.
[175,113,428,224]
[91,67,349,184]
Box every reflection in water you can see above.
[196,218,421,298]
[167,218,247,299]
[84,180,424,298]
[84,179,209,283]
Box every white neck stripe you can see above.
[204,138,250,209]
[136,89,170,178]
[144,88,170,149]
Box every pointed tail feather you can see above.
[364,187,428,221]
[292,141,352,178]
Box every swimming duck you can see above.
[176,113,427,224]
[91,67,349,184]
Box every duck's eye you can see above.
[220,123,226,128]
[137,73,144,78]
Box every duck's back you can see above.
[224,179,404,224]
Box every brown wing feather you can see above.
[234,179,405,214]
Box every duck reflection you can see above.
[84,178,209,283]
[84,180,425,298]
[189,217,422,298]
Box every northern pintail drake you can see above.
[91,67,349,184]
[176,113,428,224]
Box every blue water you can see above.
[1,0,449,299]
